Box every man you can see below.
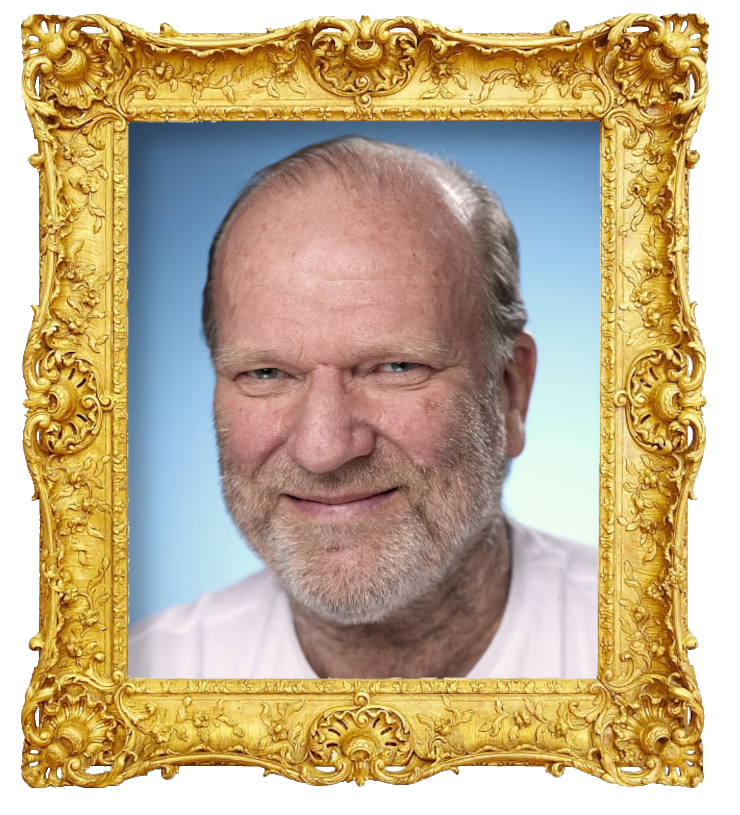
[129,136,597,680]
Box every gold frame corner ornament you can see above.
[20,12,707,787]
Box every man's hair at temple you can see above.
[202,135,527,378]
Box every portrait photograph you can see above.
[8,0,729,803]
[126,119,601,680]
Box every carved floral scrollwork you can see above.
[306,692,416,784]
[618,219,680,347]
[129,56,246,106]
[258,700,306,759]
[478,50,598,105]
[617,348,705,455]
[417,695,473,757]
[25,350,110,455]
[253,52,306,99]
[19,13,707,788]
[420,51,467,99]
[310,16,418,104]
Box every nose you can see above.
[285,368,376,473]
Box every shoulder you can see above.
[128,569,286,678]
[130,568,281,638]
[508,516,597,590]
[505,517,598,678]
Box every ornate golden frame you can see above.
[20,13,708,787]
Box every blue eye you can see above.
[381,362,419,373]
[250,368,286,379]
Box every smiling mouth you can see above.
[282,488,399,519]
[287,488,398,504]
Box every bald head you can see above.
[203,136,526,374]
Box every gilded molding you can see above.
[20,13,708,787]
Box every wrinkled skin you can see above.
[212,174,536,677]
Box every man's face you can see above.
[212,174,510,624]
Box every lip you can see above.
[287,489,395,504]
[281,488,399,519]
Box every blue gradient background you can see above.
[128,121,600,625]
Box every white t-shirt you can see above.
[129,518,598,679]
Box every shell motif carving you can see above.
[25,350,108,454]
[613,15,708,109]
[22,15,127,113]
[310,16,418,104]
[22,681,123,787]
[307,692,416,784]
[18,12,708,789]
[617,348,705,455]
[602,683,703,786]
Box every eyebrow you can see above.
[214,338,456,373]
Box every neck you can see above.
[288,520,512,679]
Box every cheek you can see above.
[371,390,457,468]
[214,383,285,472]
[214,379,471,471]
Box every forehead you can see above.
[213,175,482,356]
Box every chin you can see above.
[260,516,456,625]
[285,572,414,626]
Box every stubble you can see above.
[217,385,508,624]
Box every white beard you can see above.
[218,386,508,624]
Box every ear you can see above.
[500,331,537,459]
